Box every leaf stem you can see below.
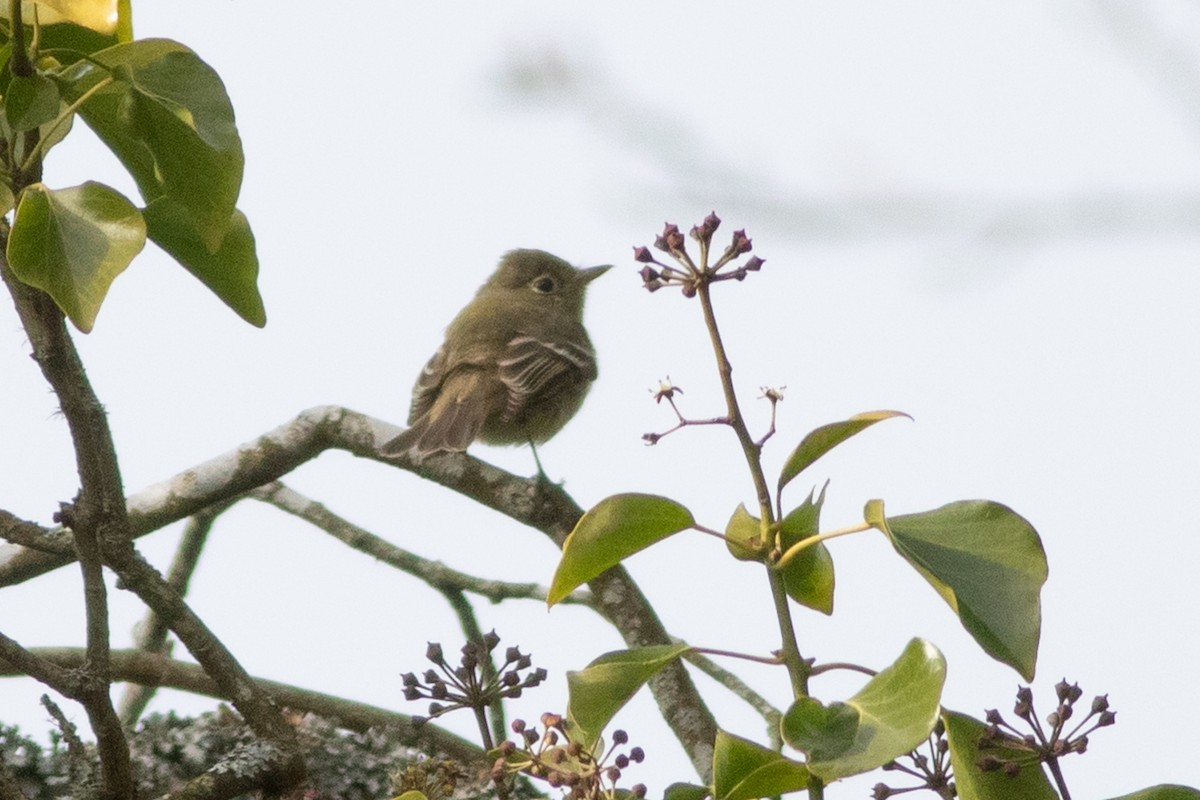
[687,646,784,666]
[774,523,871,569]
[18,74,116,177]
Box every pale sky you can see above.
[2,2,1199,797]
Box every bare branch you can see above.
[250,481,592,606]
[0,647,484,764]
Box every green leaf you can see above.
[724,503,764,561]
[785,638,946,781]
[60,39,243,252]
[5,73,62,131]
[0,183,14,217]
[869,500,1047,680]
[566,644,690,750]
[144,199,265,326]
[549,493,694,606]
[778,697,858,762]
[777,483,835,614]
[5,0,120,34]
[777,410,910,494]
[712,730,810,800]
[663,783,711,800]
[942,710,1058,800]
[7,181,146,332]
[1106,787,1200,800]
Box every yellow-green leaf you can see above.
[777,410,910,495]
[1,0,118,34]
[724,503,764,561]
[778,484,835,614]
[712,730,810,800]
[788,638,946,781]
[549,493,693,606]
[566,644,690,750]
[7,181,146,332]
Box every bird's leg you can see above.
[529,440,554,485]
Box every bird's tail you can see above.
[380,371,496,460]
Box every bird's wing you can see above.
[407,345,449,425]
[496,334,595,419]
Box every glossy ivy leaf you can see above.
[712,730,810,800]
[144,199,265,326]
[60,39,243,253]
[724,503,764,561]
[391,792,428,800]
[566,644,690,750]
[0,0,120,34]
[7,181,146,332]
[778,697,858,762]
[5,73,61,131]
[777,410,910,495]
[1105,787,1200,800]
[549,493,694,606]
[942,710,1057,800]
[0,183,14,218]
[663,783,711,800]
[868,500,1047,680]
[785,638,946,781]
[778,483,834,614]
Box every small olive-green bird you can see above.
[381,249,610,461]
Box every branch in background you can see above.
[250,481,592,607]
[40,694,95,795]
[0,648,485,765]
[682,649,782,744]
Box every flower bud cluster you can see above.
[400,631,547,722]
[977,679,1115,778]
[634,213,765,296]
[872,718,953,799]
[492,713,647,799]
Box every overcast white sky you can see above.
[2,2,1199,797]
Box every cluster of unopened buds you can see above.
[493,713,647,800]
[872,720,954,799]
[401,631,547,722]
[634,213,764,296]
[978,679,1115,776]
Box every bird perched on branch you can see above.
[381,249,609,467]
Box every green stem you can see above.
[18,75,115,177]
[8,0,33,77]
[774,522,870,569]
[695,281,809,698]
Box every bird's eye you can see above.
[532,276,557,294]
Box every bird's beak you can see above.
[579,264,613,283]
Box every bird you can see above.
[381,249,609,467]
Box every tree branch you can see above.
[0,647,484,764]
[118,501,234,727]
[250,481,592,606]
[0,405,720,779]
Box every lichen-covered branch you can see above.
[0,647,484,764]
